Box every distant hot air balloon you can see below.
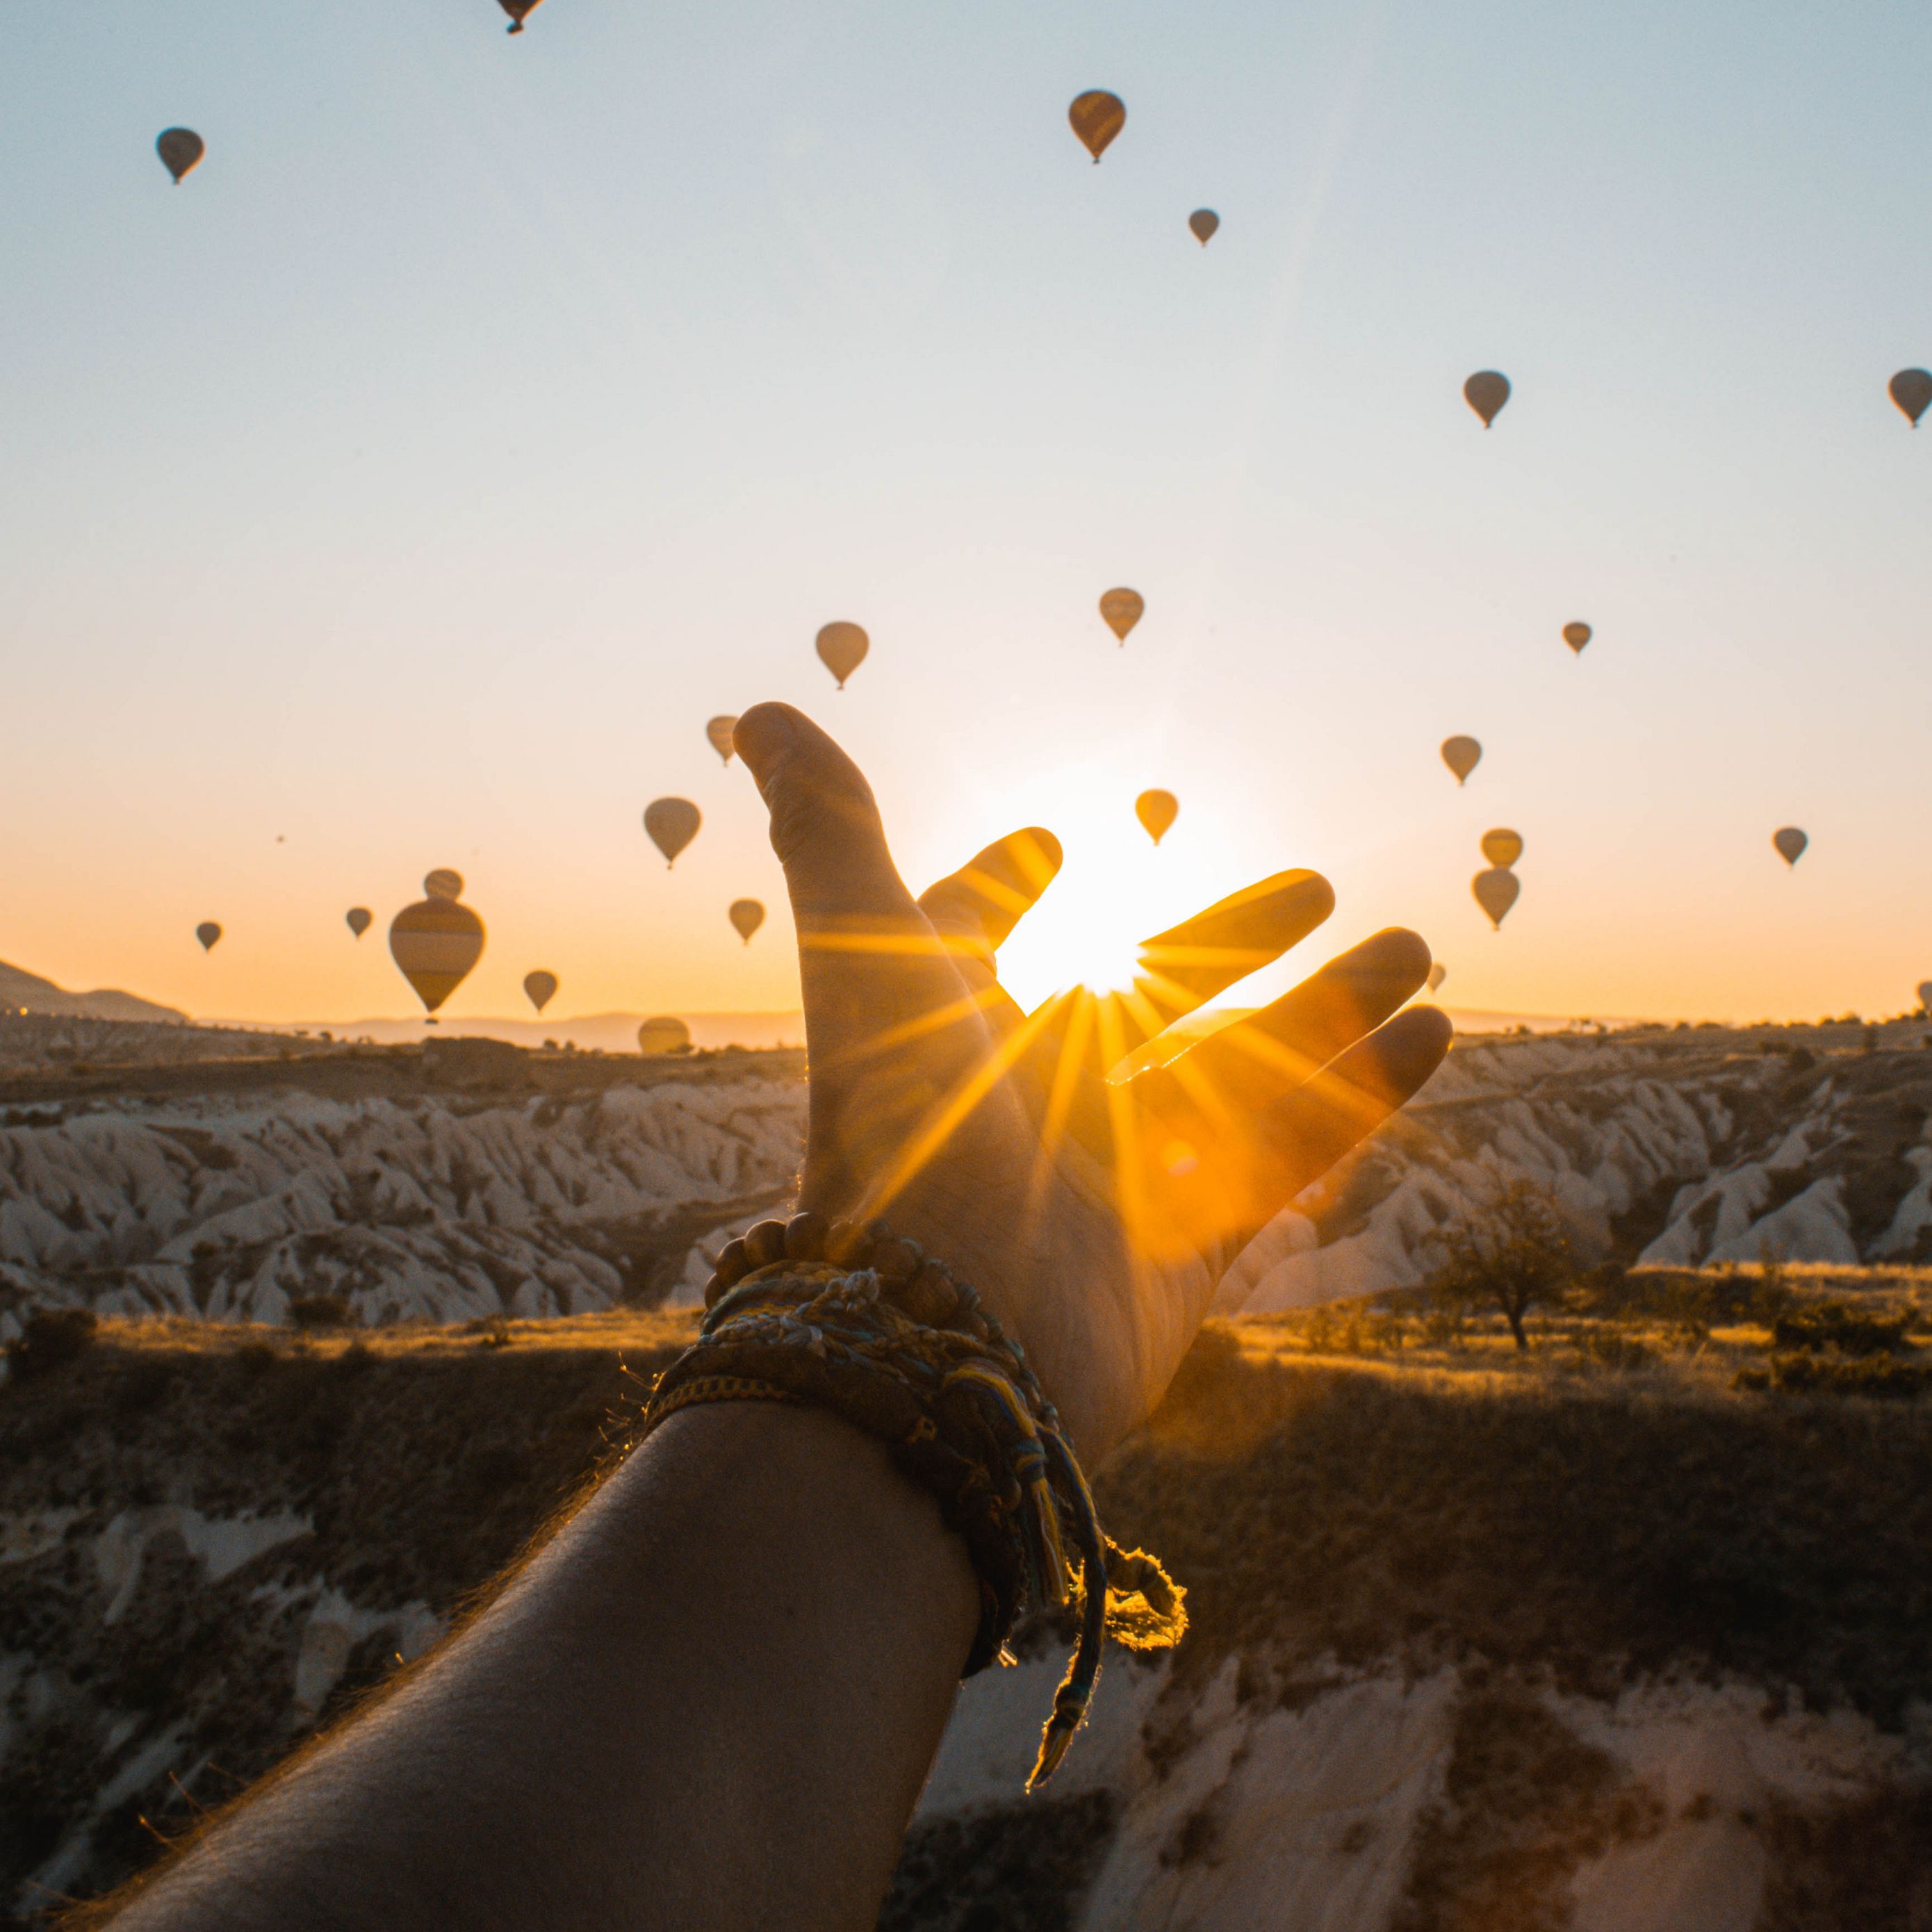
[389,890,485,1018]
[706,715,739,764]
[1473,869,1520,930]
[1917,980,1932,1015]
[816,621,869,689]
[728,899,766,945]
[498,0,540,31]
[1136,789,1179,846]
[1441,736,1482,785]
[345,908,373,939]
[1068,90,1125,163]
[1562,622,1592,655]
[1099,589,1144,644]
[425,869,464,901]
[195,922,222,952]
[1427,963,1448,994]
[1889,369,1932,428]
[637,1015,692,1056]
[1464,371,1510,428]
[156,129,204,183]
[1773,827,1808,867]
[1188,209,1219,246]
[644,798,702,867]
[1481,828,1523,869]
[523,970,557,1014]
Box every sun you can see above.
[979,764,1231,1015]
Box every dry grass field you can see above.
[1,1263,1928,1925]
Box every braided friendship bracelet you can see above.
[635,1211,1186,1788]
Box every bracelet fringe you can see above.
[635,1213,1186,1789]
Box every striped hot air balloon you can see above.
[390,878,486,1017]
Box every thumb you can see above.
[733,702,994,1212]
[734,703,919,923]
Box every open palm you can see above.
[736,703,1452,1459]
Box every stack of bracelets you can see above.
[636,1209,1186,1788]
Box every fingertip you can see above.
[1140,867,1334,953]
[732,703,801,785]
[1294,869,1339,929]
[1393,1001,1456,1065]
[1013,825,1063,885]
[1227,867,1336,932]
[1356,926,1432,990]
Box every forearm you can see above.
[102,1404,979,1932]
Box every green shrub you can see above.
[5,1307,99,1381]
[1575,1329,1652,1373]
[1737,1354,1929,1400]
[1771,1302,1911,1357]
[1588,1263,1796,1333]
[288,1293,352,1331]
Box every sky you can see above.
[1,0,1928,1030]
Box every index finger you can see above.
[917,827,1064,967]
[1131,869,1336,1040]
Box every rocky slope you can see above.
[6,1021,1932,1341]
[0,1320,1925,1928]
[1219,1022,1932,1313]
[0,1047,805,1338]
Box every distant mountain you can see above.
[268,1011,807,1052]
[0,959,186,1025]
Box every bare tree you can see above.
[1428,1181,1571,1350]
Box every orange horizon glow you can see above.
[3,5,1928,1032]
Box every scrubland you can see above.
[1,1262,1928,1927]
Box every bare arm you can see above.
[104,1405,976,1932]
[91,701,1449,1931]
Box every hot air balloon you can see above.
[1136,789,1179,846]
[1464,372,1510,428]
[1473,869,1519,930]
[498,0,540,30]
[346,908,373,939]
[1099,589,1144,644]
[1427,963,1448,994]
[156,129,204,183]
[1773,827,1808,867]
[1441,736,1482,785]
[644,798,701,867]
[706,715,739,764]
[1188,209,1219,246]
[728,899,765,945]
[425,869,464,901]
[1890,370,1931,428]
[1562,622,1591,655]
[1068,90,1125,163]
[195,922,222,952]
[1481,828,1523,869]
[389,892,485,1019]
[524,970,557,1014]
[637,1015,691,1056]
[1917,980,1932,1016]
[816,622,869,689]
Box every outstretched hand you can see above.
[737,703,1452,1460]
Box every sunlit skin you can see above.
[91,699,1454,1932]
[737,701,1453,1458]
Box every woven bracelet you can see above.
[635,1211,1186,1788]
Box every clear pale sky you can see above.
[2,0,1927,1028]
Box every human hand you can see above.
[735,703,1452,1461]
